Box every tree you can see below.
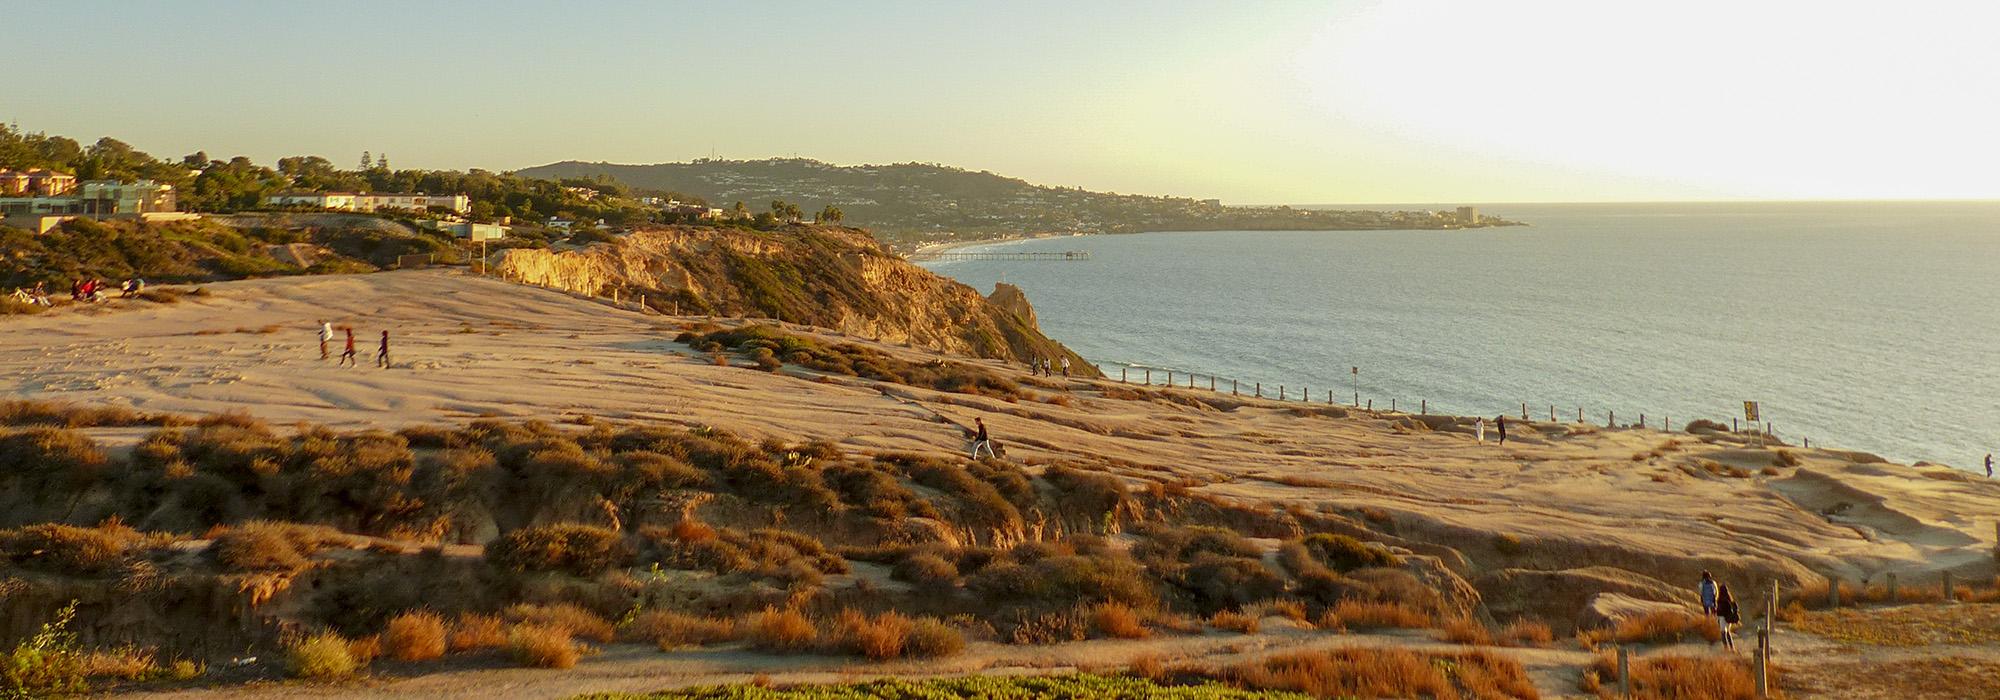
[376,154,388,170]
[731,201,748,218]
[359,151,372,171]
[815,205,843,224]
[182,151,210,169]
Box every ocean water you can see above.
[920,202,2000,468]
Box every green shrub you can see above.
[285,632,358,680]
[1,601,86,697]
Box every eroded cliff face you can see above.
[493,225,1094,373]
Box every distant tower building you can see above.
[1456,206,1479,225]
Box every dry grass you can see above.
[345,635,381,665]
[746,607,819,652]
[447,614,508,652]
[1586,651,1771,700]
[1088,602,1150,639]
[1580,609,1720,647]
[507,624,579,669]
[502,603,615,643]
[1441,617,1493,645]
[1792,604,2000,646]
[1326,600,1433,630]
[383,611,447,662]
[285,632,358,680]
[1209,610,1260,634]
[620,610,737,649]
[1218,648,1537,699]
[1498,619,1555,647]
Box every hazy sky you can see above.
[5,1,1996,203]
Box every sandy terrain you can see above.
[9,269,2000,697]
[10,270,1996,587]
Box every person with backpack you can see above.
[376,330,391,369]
[1714,582,1740,650]
[970,417,996,459]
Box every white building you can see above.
[264,191,471,215]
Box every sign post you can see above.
[1351,366,1359,407]
[1744,402,1763,447]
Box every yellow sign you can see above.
[1743,401,1760,422]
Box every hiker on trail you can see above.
[1714,582,1740,651]
[1987,454,1993,479]
[1060,356,1070,377]
[339,328,358,367]
[1475,417,1487,443]
[1496,415,1508,445]
[970,417,996,459]
[318,321,333,360]
[1699,570,1718,615]
[121,278,144,299]
[376,331,391,369]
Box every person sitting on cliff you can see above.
[970,417,996,459]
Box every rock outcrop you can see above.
[493,224,1094,372]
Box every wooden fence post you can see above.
[1166,371,1173,386]
[1144,369,1151,385]
[1521,403,1528,419]
[1121,367,1127,383]
[1886,572,1898,603]
[1550,405,1556,421]
[1944,571,1955,604]
[1232,379,1237,395]
[1579,407,1585,422]
[1280,386,1286,401]
[1366,399,1372,410]
[1755,627,1769,698]
[1421,399,1427,414]
[1609,410,1615,426]
[1391,398,1396,412]
[1255,382,1261,398]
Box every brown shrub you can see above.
[346,635,381,665]
[507,624,579,669]
[486,523,629,576]
[621,610,736,649]
[501,603,615,643]
[1775,450,1802,467]
[892,553,960,591]
[1209,610,1260,634]
[826,610,914,660]
[0,523,147,575]
[903,618,965,658]
[1329,600,1432,630]
[210,521,346,573]
[383,612,447,662]
[447,614,508,652]
[746,607,818,652]
[1088,602,1150,639]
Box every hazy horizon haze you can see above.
[5,1,1996,204]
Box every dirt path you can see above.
[116,626,1599,699]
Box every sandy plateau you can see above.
[9,269,2000,698]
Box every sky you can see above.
[4,1,1996,204]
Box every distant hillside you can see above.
[492,223,1093,371]
[519,159,1516,244]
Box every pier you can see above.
[908,250,1092,262]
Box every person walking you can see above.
[318,321,333,360]
[339,328,357,367]
[970,417,996,459]
[1496,415,1508,445]
[1060,356,1070,377]
[1987,453,1993,479]
[375,330,391,369]
[1714,582,1740,651]
[1698,570,1718,615]
[1475,417,1487,443]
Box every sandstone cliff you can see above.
[493,224,1095,373]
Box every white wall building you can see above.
[264,191,471,215]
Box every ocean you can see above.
[919,201,2000,469]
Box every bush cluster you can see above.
[683,326,1025,399]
